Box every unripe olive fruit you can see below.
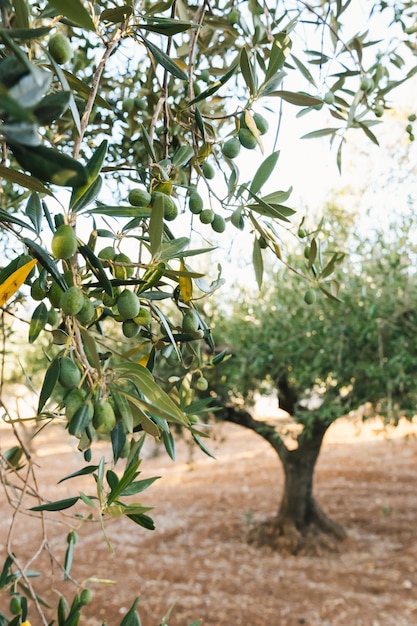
[75,296,95,325]
[199,209,215,224]
[64,388,87,421]
[122,98,135,112]
[228,8,240,24]
[122,319,140,338]
[47,307,59,326]
[98,246,115,264]
[133,308,153,326]
[48,33,72,65]
[79,589,93,606]
[211,214,226,233]
[51,224,77,260]
[304,289,316,305]
[128,188,151,207]
[113,252,133,280]
[9,595,22,615]
[323,91,335,105]
[258,236,268,249]
[151,191,178,221]
[48,281,64,308]
[201,162,215,179]
[253,112,269,135]
[60,286,84,316]
[189,191,204,214]
[200,69,210,82]
[360,76,374,92]
[238,128,257,150]
[196,376,209,391]
[31,277,48,301]
[59,357,82,389]
[93,400,116,433]
[117,289,140,320]
[374,103,384,118]
[182,310,199,333]
[221,138,241,159]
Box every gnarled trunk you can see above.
[219,402,346,553]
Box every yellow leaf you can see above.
[22,622,33,626]
[0,259,37,307]
[178,261,193,303]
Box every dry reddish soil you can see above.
[1,416,417,626]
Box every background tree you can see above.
[204,212,417,553]
[0,0,416,623]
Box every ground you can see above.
[1,415,417,626]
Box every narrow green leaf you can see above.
[11,0,29,28]
[301,127,340,139]
[188,59,239,106]
[80,327,101,370]
[79,492,97,507]
[62,70,111,110]
[140,124,157,161]
[3,26,51,39]
[191,433,215,459]
[172,144,194,168]
[194,106,205,140]
[48,0,95,31]
[100,6,133,23]
[111,387,134,434]
[26,192,42,235]
[0,164,53,195]
[0,206,36,233]
[78,244,113,297]
[111,421,126,464]
[8,143,88,187]
[319,252,340,279]
[70,140,108,210]
[38,357,60,413]
[358,121,379,146]
[106,460,140,506]
[141,36,188,81]
[70,175,103,214]
[126,513,155,531]
[34,91,71,125]
[120,476,160,496]
[250,151,280,195]
[265,32,292,83]
[119,597,142,626]
[138,16,195,36]
[29,302,48,344]
[116,363,188,424]
[22,238,67,291]
[291,53,316,87]
[68,404,92,437]
[252,237,263,289]
[50,60,81,136]
[87,205,150,218]
[240,47,256,97]
[162,431,176,460]
[270,90,323,106]
[30,496,80,512]
[149,193,164,259]
[106,469,119,491]
[307,237,318,270]
[58,465,99,484]
[159,237,190,261]
[64,531,77,580]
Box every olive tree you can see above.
[206,213,417,553]
[0,0,416,623]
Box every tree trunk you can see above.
[218,401,347,553]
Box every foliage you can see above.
[0,0,416,622]
[210,211,417,429]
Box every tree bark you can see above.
[217,401,346,551]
